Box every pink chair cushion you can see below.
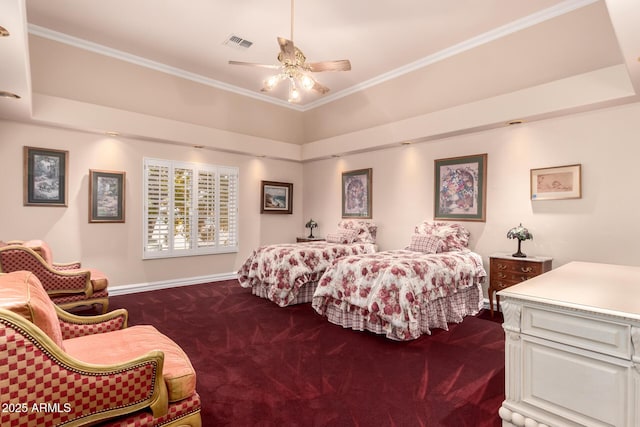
[63,325,197,402]
[0,271,64,349]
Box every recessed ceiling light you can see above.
[193,145,205,149]
[105,131,120,137]
[400,141,412,145]
[507,119,524,126]
[0,91,20,99]
[0,26,9,37]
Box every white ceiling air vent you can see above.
[223,34,253,49]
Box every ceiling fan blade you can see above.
[277,37,296,63]
[228,60,280,69]
[307,60,352,72]
[311,81,330,94]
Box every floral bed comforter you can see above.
[312,249,486,339]
[238,242,377,307]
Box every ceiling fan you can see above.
[228,0,351,103]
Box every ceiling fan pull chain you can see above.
[290,0,294,42]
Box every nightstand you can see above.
[488,253,552,317]
[296,237,325,243]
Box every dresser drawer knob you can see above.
[497,264,507,270]
[520,266,533,273]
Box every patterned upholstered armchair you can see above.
[0,240,109,313]
[0,271,201,427]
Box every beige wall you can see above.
[2,102,639,292]
[303,102,640,296]
[0,120,304,287]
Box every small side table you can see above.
[296,237,325,243]
[488,253,552,317]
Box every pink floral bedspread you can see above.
[238,242,377,306]
[312,249,486,339]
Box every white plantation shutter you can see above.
[218,168,239,248]
[197,169,216,249]
[143,158,238,258]
[173,166,193,251]
[144,160,170,253]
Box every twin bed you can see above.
[238,220,486,341]
[237,220,378,306]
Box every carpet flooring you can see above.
[109,280,505,426]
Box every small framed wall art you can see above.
[89,169,126,223]
[23,146,69,207]
[342,168,372,219]
[530,164,581,201]
[434,153,487,222]
[261,181,293,214]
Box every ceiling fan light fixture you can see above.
[229,0,350,103]
[263,75,280,91]
[288,81,300,103]
[300,74,315,91]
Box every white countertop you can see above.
[498,261,640,319]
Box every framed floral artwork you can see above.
[261,181,293,214]
[89,170,126,223]
[530,164,581,200]
[23,146,69,206]
[434,153,487,222]
[342,168,372,219]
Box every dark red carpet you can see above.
[109,281,505,426]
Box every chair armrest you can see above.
[52,261,82,270]
[56,306,128,339]
[0,309,169,425]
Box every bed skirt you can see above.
[317,283,483,340]
[251,280,319,305]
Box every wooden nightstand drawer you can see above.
[493,270,538,282]
[491,258,544,276]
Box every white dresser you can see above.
[498,261,640,427]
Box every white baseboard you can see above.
[109,272,239,296]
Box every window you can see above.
[143,158,238,258]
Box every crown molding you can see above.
[28,24,301,111]
[28,0,596,112]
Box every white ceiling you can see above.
[1,0,639,143]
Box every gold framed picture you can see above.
[531,164,581,201]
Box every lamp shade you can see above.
[507,223,533,241]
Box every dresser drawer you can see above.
[521,306,631,359]
[490,258,544,276]
[489,278,519,290]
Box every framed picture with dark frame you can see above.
[261,180,293,214]
[434,153,487,222]
[89,169,126,223]
[530,164,581,201]
[342,168,372,219]
[23,146,69,207]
